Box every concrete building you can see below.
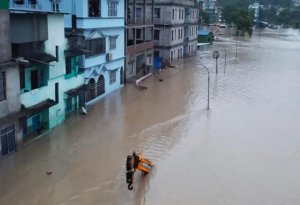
[55,0,125,104]
[125,0,155,79]
[249,2,260,22]
[201,0,219,24]
[0,0,22,156]
[153,0,199,62]
[9,0,87,139]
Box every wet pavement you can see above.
[1,29,300,205]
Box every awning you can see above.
[24,99,56,118]
[65,85,87,97]
[25,52,57,67]
[64,49,90,57]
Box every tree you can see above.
[234,9,253,36]
[222,1,253,36]
[199,9,210,26]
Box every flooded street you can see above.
[1,29,300,205]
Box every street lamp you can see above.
[222,46,227,74]
[195,63,210,110]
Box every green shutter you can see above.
[0,0,9,9]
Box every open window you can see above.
[0,71,6,101]
[14,0,24,4]
[88,0,100,17]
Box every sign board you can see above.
[213,51,220,59]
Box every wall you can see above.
[0,10,11,63]
[0,63,21,118]
[10,13,48,44]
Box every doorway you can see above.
[1,125,16,156]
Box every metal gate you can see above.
[86,78,96,101]
[96,75,105,96]
[1,125,16,156]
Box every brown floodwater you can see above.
[1,29,300,205]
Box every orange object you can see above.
[126,152,154,190]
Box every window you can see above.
[128,63,133,75]
[147,55,152,65]
[154,30,160,40]
[154,8,160,18]
[88,0,100,17]
[109,70,117,85]
[108,1,118,17]
[85,38,106,57]
[136,8,142,21]
[109,36,117,50]
[136,29,142,39]
[52,1,59,12]
[178,29,180,39]
[14,0,24,4]
[0,71,6,101]
[20,66,25,89]
[172,30,174,41]
[170,51,173,61]
[174,30,177,40]
[65,57,72,75]
[172,9,175,20]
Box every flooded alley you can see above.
[1,29,300,205]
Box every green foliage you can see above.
[222,1,253,37]
[199,9,210,26]
[259,7,277,23]
[234,9,253,36]
[259,0,293,7]
[218,0,250,8]
[260,6,300,28]
[277,8,300,28]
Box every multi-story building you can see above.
[153,0,198,62]
[56,0,125,104]
[201,0,218,24]
[249,2,260,22]
[0,0,22,156]
[125,0,155,79]
[9,0,87,139]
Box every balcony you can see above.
[21,86,52,108]
[76,17,124,29]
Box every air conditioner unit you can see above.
[106,53,113,61]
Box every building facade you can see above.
[0,0,22,156]
[57,0,125,104]
[9,0,87,141]
[201,0,219,24]
[153,0,198,62]
[125,0,155,79]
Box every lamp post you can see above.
[223,46,227,74]
[196,63,210,109]
[236,38,238,58]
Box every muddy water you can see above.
[1,29,300,205]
